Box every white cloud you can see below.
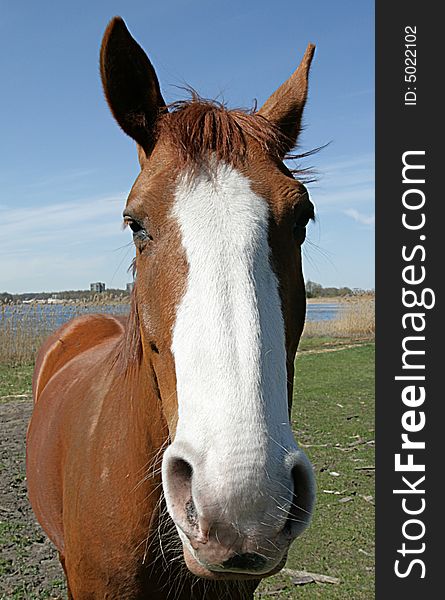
[315,153,374,175]
[21,168,97,190]
[0,194,135,293]
[304,154,374,219]
[0,194,126,252]
[343,208,375,226]
[314,186,374,208]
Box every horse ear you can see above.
[258,44,315,158]
[100,17,166,156]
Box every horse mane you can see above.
[109,286,143,374]
[156,95,285,169]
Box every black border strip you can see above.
[376,2,441,596]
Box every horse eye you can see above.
[293,208,314,242]
[123,216,151,242]
[128,220,143,234]
[295,213,311,229]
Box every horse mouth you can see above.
[182,545,287,581]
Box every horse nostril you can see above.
[170,456,193,480]
[222,552,267,572]
[283,457,315,536]
[164,456,193,512]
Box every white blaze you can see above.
[170,162,296,514]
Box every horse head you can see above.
[100,17,316,580]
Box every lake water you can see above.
[0,303,130,332]
[2,301,342,330]
[306,302,343,322]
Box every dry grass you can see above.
[303,296,375,339]
[0,297,130,365]
[0,295,375,366]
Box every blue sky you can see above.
[0,1,374,294]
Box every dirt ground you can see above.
[0,398,66,599]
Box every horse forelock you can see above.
[155,97,286,171]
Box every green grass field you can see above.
[256,341,375,599]
[0,339,374,599]
[0,364,33,401]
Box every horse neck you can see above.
[116,353,168,459]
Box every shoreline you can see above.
[307,296,344,304]
[307,295,374,304]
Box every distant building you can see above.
[90,282,106,293]
[126,282,135,293]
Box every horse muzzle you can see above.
[162,442,315,578]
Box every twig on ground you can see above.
[282,568,341,585]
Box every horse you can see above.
[27,17,316,600]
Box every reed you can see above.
[303,295,375,339]
[0,297,130,365]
